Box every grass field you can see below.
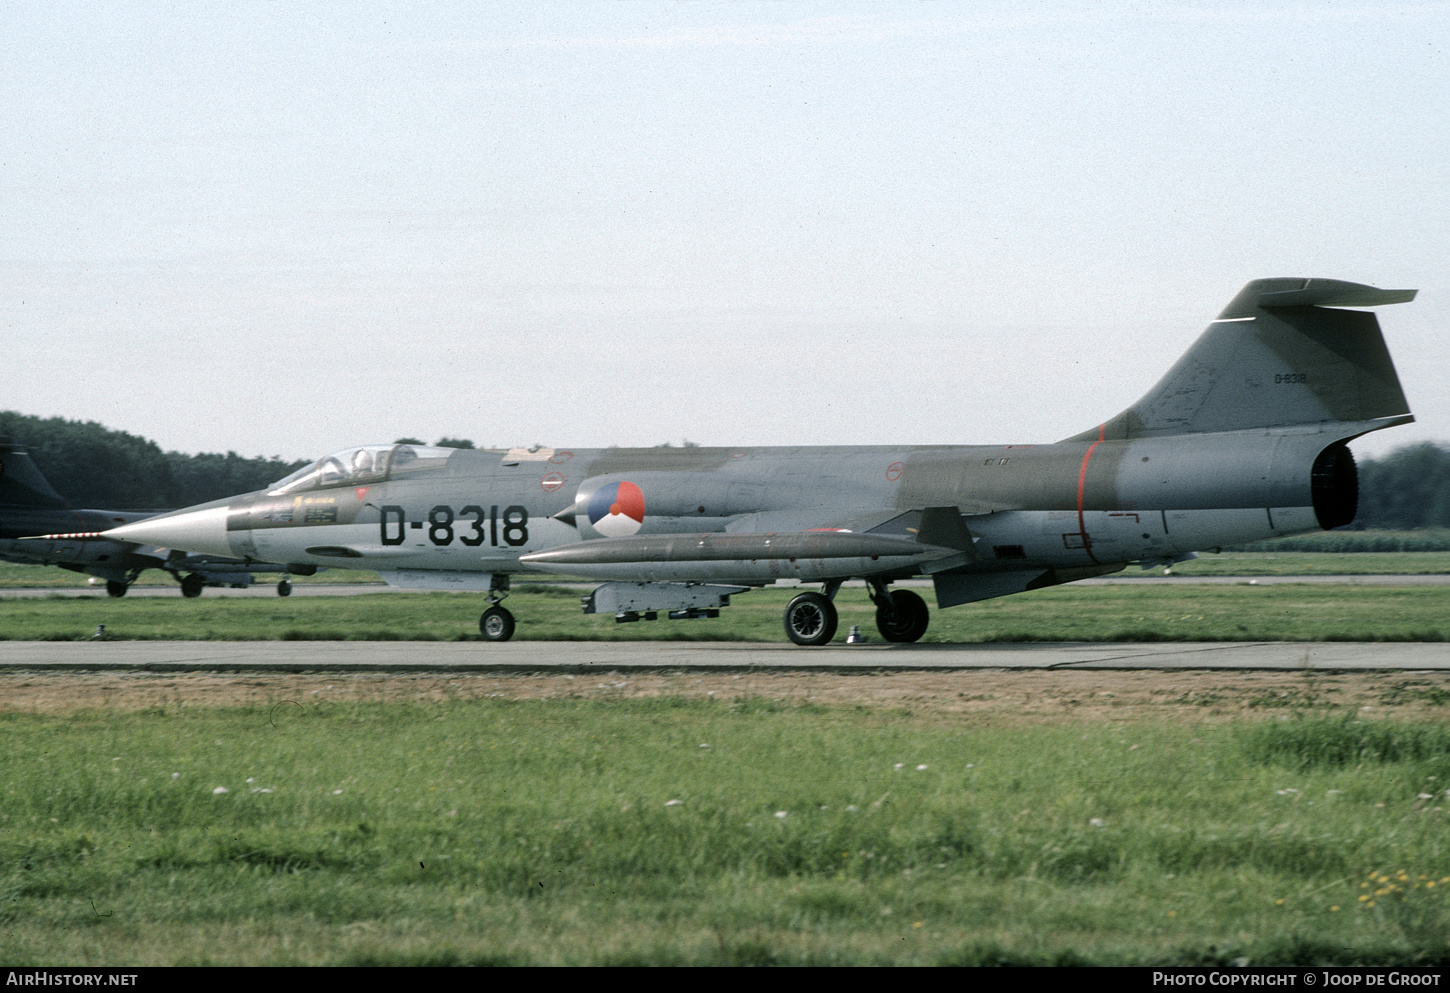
[2,583,1449,643]
[0,562,382,588]
[4,674,1450,966]
[7,554,1449,964]
[1156,551,1450,576]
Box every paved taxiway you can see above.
[2,639,1447,672]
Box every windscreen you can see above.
[267,445,456,494]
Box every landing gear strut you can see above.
[868,580,929,643]
[479,576,515,642]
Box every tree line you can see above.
[0,411,310,510]
[3,410,1448,528]
[1352,442,1450,530]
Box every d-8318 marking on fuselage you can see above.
[380,505,530,548]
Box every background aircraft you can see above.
[96,278,1416,642]
[1,438,312,596]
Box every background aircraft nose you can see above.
[103,504,237,559]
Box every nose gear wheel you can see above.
[480,605,516,642]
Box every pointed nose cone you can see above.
[103,504,237,558]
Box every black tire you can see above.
[875,588,929,643]
[783,592,838,646]
[480,606,516,642]
[180,574,205,599]
[277,580,292,597]
[106,581,127,598]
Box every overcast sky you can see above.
[3,1,1446,462]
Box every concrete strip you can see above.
[0,640,1447,672]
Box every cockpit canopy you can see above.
[267,444,457,495]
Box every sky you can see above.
[3,1,1447,462]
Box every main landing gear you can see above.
[478,576,515,642]
[105,569,143,598]
[784,591,838,646]
[277,578,292,597]
[782,579,932,646]
[179,573,206,598]
[869,580,930,643]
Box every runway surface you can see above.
[3,639,1448,672]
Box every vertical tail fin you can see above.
[0,438,69,509]
[1068,278,1415,442]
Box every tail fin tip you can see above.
[1220,278,1417,319]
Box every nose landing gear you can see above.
[480,606,515,641]
[478,576,515,642]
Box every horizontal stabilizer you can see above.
[1255,280,1416,310]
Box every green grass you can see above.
[3,697,1449,964]
[2,583,1449,643]
[1232,530,1450,553]
[0,562,383,588]
[1158,551,1450,576]
[1243,714,1450,772]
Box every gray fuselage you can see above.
[191,423,1362,594]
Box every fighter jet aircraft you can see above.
[92,278,1416,642]
[1,439,313,596]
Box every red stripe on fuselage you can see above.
[1075,424,1105,564]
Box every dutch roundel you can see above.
[587,480,646,537]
